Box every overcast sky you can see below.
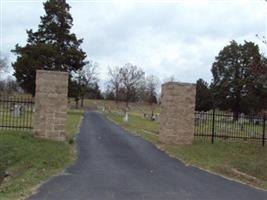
[1,0,266,88]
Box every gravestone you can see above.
[34,70,68,141]
[12,104,25,117]
[159,82,196,145]
[12,105,21,117]
[124,112,129,122]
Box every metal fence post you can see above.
[262,114,266,147]
[211,107,215,144]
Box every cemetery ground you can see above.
[1,98,266,199]
[82,99,267,191]
[0,109,84,200]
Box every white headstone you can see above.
[12,105,21,117]
[123,112,129,122]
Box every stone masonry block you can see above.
[34,70,68,141]
[159,82,196,145]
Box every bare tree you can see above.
[108,66,122,104]
[145,75,159,119]
[163,75,177,83]
[146,75,159,104]
[74,61,98,108]
[256,34,267,46]
[0,76,21,96]
[5,77,21,94]
[135,78,147,102]
[0,54,8,79]
[120,63,145,107]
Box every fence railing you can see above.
[0,96,34,131]
[194,110,266,146]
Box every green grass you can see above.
[0,109,84,200]
[69,98,160,115]
[0,109,33,129]
[65,109,84,144]
[106,112,159,144]
[0,96,34,129]
[163,140,267,189]
[195,116,263,139]
[105,110,267,190]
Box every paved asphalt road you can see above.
[28,111,267,200]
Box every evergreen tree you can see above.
[12,0,87,95]
[244,54,267,115]
[195,79,212,111]
[211,40,266,119]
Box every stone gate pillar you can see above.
[34,70,69,141]
[159,82,196,145]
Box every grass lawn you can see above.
[106,112,159,143]
[65,109,84,143]
[69,98,160,115]
[0,109,33,129]
[195,112,264,139]
[0,109,84,200]
[0,96,34,129]
[105,110,267,190]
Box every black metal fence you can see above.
[0,96,34,131]
[194,109,266,146]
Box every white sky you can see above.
[0,0,266,88]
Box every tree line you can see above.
[1,0,266,118]
[196,40,267,119]
[1,0,158,108]
[0,55,21,96]
[106,64,158,106]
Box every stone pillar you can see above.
[34,70,69,141]
[159,82,196,145]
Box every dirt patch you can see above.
[215,165,262,187]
